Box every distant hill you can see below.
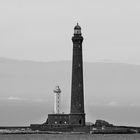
[0,57,140,126]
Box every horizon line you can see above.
[0,56,140,66]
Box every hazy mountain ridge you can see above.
[0,57,140,126]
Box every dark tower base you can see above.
[70,113,85,125]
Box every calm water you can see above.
[0,134,140,140]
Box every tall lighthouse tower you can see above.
[70,23,85,125]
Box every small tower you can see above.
[53,86,61,114]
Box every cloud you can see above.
[106,101,120,107]
[7,96,43,102]
[90,101,140,107]
[31,98,43,102]
[8,96,24,101]
[89,101,120,107]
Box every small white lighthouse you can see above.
[53,86,61,114]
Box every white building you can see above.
[53,86,61,114]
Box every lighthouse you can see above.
[30,24,88,132]
[70,23,85,125]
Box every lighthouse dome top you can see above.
[74,23,81,30]
[53,86,61,94]
[74,23,81,35]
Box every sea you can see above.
[0,134,140,140]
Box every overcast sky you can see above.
[1,0,140,126]
[0,0,140,64]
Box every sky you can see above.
[0,0,140,64]
[1,0,140,126]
